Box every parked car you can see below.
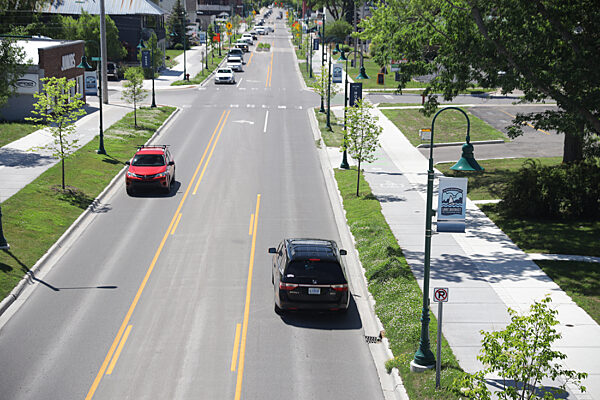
[106,62,120,80]
[215,67,236,84]
[269,238,350,314]
[125,145,175,195]
[227,56,243,72]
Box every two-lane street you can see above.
[0,17,385,400]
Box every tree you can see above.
[0,37,27,111]
[312,71,329,112]
[344,99,382,196]
[167,0,187,48]
[68,12,126,62]
[453,296,587,399]
[121,67,148,128]
[26,77,86,190]
[360,0,600,163]
[324,19,352,43]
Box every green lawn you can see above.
[535,260,600,324]
[334,167,463,399]
[436,157,562,200]
[479,204,600,256]
[0,106,176,299]
[0,122,39,147]
[381,108,507,146]
[314,108,345,148]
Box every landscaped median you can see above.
[0,106,176,301]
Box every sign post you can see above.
[433,287,448,389]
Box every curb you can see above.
[0,106,181,318]
[417,139,505,148]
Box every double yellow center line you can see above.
[265,52,274,88]
[85,110,230,400]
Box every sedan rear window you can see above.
[286,260,345,281]
[132,154,165,166]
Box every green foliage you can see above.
[360,0,600,163]
[167,0,187,48]
[0,37,27,110]
[121,67,148,128]
[453,296,587,399]
[498,159,600,220]
[345,99,382,195]
[26,77,86,189]
[324,19,352,43]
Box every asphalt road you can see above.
[0,18,384,400]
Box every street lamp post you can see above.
[0,205,9,250]
[182,12,187,80]
[319,12,325,113]
[137,32,156,107]
[326,42,332,130]
[410,106,483,372]
[77,51,106,154]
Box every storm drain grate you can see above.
[365,335,382,344]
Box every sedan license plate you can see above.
[308,287,321,295]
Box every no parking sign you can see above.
[433,287,448,389]
[433,287,448,302]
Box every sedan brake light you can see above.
[330,284,348,292]
[279,282,299,290]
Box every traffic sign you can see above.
[141,50,151,68]
[226,22,232,30]
[433,287,448,303]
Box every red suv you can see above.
[125,145,175,195]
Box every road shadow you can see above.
[277,295,363,330]
[127,180,182,198]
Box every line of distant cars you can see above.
[216,26,271,84]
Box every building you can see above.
[40,0,167,64]
[0,38,85,121]
[196,0,243,30]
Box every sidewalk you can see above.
[324,104,599,398]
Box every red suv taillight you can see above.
[279,282,299,290]
[330,284,348,292]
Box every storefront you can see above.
[0,38,85,121]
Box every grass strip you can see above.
[381,108,506,147]
[314,108,345,148]
[0,122,39,147]
[436,157,562,200]
[0,106,176,298]
[534,260,600,324]
[334,167,462,399]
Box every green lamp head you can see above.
[137,38,146,49]
[356,66,369,80]
[76,55,92,69]
[337,49,347,61]
[450,142,484,171]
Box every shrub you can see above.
[499,158,600,220]
[174,43,184,50]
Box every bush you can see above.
[498,158,600,220]
[174,43,184,50]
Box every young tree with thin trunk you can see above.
[121,67,148,128]
[345,99,382,196]
[26,77,85,190]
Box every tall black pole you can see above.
[97,63,106,154]
[151,43,156,107]
[340,54,349,169]
[326,42,332,130]
[319,12,325,112]
[182,13,187,80]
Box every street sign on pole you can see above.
[433,287,448,389]
[332,64,343,83]
[437,177,468,233]
[141,50,151,68]
[349,82,362,106]
[313,38,319,50]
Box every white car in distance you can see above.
[215,67,236,84]
[241,33,253,44]
[227,56,243,72]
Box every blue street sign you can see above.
[141,50,151,68]
[349,82,362,106]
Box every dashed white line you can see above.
[278,105,286,109]
[263,111,269,133]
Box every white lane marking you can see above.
[263,111,269,133]
[236,78,243,88]
[240,87,247,90]
[278,105,286,109]
[247,104,255,108]
[262,105,267,108]
[233,120,255,125]
[385,95,393,99]
[230,104,239,108]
